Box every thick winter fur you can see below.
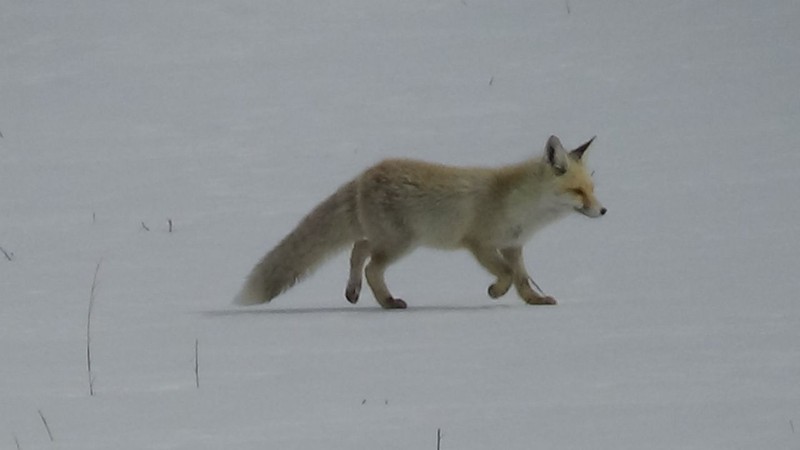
[234,135,605,309]
[233,181,362,305]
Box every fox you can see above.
[234,135,605,309]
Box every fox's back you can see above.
[356,159,496,248]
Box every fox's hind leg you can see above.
[364,243,411,309]
[466,242,513,299]
[345,239,370,304]
[500,247,557,305]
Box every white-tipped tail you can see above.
[232,284,268,306]
[233,179,362,306]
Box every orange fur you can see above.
[235,135,605,309]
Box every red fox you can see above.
[235,135,605,309]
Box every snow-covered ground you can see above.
[2,0,799,448]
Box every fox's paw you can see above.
[488,280,511,299]
[522,295,557,306]
[542,296,557,305]
[379,297,407,310]
[345,286,360,304]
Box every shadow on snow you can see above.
[203,303,512,317]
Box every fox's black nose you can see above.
[600,207,607,216]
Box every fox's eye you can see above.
[569,188,588,202]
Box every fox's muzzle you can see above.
[576,206,607,218]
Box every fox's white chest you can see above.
[497,197,569,246]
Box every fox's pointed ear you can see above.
[570,136,596,161]
[545,135,568,175]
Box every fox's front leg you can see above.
[500,247,557,305]
[465,242,513,299]
[345,240,370,303]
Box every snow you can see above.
[2,0,799,448]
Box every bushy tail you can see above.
[234,180,362,305]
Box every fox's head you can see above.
[543,135,606,218]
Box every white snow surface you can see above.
[2,1,800,448]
